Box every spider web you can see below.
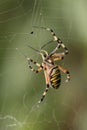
[0,0,87,130]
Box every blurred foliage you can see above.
[0,0,87,130]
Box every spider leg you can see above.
[33,26,68,56]
[52,56,63,61]
[51,53,65,61]
[38,84,50,104]
[45,52,65,62]
[46,27,68,55]
[27,57,43,73]
[38,70,50,104]
[40,40,54,49]
[47,28,68,56]
[58,65,70,82]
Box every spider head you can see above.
[39,50,48,60]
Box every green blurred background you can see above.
[0,0,87,130]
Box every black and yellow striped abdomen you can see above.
[50,66,61,89]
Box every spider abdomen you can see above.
[50,66,61,89]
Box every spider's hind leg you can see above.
[58,65,70,82]
[38,84,50,104]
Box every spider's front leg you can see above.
[45,27,69,57]
[26,57,43,73]
[47,28,69,55]
[33,26,68,56]
[58,65,70,82]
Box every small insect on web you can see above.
[25,26,70,104]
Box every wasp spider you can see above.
[26,26,70,104]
